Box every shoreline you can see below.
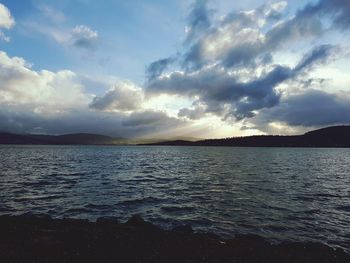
[1,125,350,148]
[0,215,349,263]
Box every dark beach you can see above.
[0,214,349,263]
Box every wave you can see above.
[118,196,163,206]
[336,205,350,212]
[161,205,195,213]
[62,207,92,214]
[84,203,111,210]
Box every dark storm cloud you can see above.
[294,44,336,72]
[253,89,350,128]
[185,0,212,43]
[0,104,186,138]
[255,0,350,53]
[300,0,350,29]
[145,0,350,130]
[262,0,350,51]
[182,42,204,71]
[147,64,284,120]
[183,1,329,70]
[0,105,123,136]
[0,49,188,137]
[146,57,174,81]
[224,44,336,120]
[183,10,263,70]
[169,0,350,72]
[181,0,213,70]
[149,45,336,120]
[181,0,324,71]
[221,43,264,69]
[264,12,322,51]
[178,104,206,120]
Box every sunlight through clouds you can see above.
[0,0,350,138]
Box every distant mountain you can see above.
[143,126,350,148]
[131,136,203,145]
[0,132,126,145]
[1,126,349,147]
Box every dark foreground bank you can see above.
[0,215,348,263]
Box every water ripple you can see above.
[0,145,349,253]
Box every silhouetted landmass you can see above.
[1,125,349,146]
[0,215,348,263]
[0,133,126,145]
[144,126,350,147]
[134,136,203,144]
[0,132,203,145]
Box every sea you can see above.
[0,145,349,252]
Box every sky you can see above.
[0,0,350,139]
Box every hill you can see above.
[0,132,126,145]
[144,126,350,148]
[1,126,349,147]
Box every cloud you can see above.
[146,57,174,81]
[0,3,15,42]
[24,21,69,44]
[22,4,97,50]
[252,89,350,129]
[145,0,350,134]
[264,1,287,20]
[148,44,337,121]
[294,44,337,72]
[0,50,188,137]
[185,0,212,44]
[0,102,125,136]
[37,4,66,24]
[261,0,350,53]
[0,3,15,29]
[300,0,350,29]
[71,25,98,50]
[0,31,10,42]
[0,51,89,107]
[24,21,98,51]
[122,110,182,127]
[178,103,206,120]
[90,81,143,111]
[0,104,186,138]
[155,0,350,72]
[2,0,350,137]
[181,0,328,71]
[183,9,268,70]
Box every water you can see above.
[0,145,349,252]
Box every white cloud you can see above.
[266,1,287,18]
[145,0,350,135]
[0,3,15,29]
[24,22,98,51]
[0,3,15,42]
[0,31,10,42]
[0,51,90,108]
[0,50,191,137]
[22,5,98,50]
[71,25,98,50]
[38,4,66,24]
[90,81,144,112]
[2,1,349,137]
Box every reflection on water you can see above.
[0,145,349,252]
